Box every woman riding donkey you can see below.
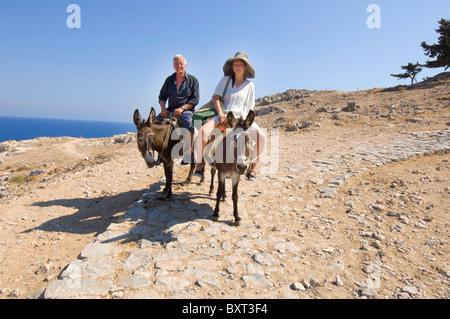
[194,52,266,180]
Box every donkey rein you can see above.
[154,115,174,166]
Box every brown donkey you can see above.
[206,110,255,225]
[133,107,196,199]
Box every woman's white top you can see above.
[212,75,260,131]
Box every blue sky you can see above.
[0,0,449,122]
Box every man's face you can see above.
[173,57,186,75]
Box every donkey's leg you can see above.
[200,159,206,184]
[209,166,216,196]
[220,179,226,202]
[213,171,224,220]
[220,179,227,202]
[163,162,173,199]
[182,161,195,186]
[231,175,241,225]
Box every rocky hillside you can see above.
[254,72,450,131]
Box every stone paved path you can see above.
[42,129,449,299]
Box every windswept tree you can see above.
[391,62,423,84]
[421,18,450,70]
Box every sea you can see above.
[0,116,136,143]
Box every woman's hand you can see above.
[218,112,227,124]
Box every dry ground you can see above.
[0,74,449,299]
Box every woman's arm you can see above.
[212,95,226,124]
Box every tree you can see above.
[421,18,450,70]
[391,62,423,84]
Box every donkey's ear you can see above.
[243,110,255,130]
[133,109,142,128]
[227,111,237,128]
[148,107,156,124]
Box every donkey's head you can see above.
[133,108,157,168]
[226,110,255,175]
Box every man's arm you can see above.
[158,76,170,118]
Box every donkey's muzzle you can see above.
[236,163,248,175]
[145,153,156,168]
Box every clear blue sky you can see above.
[1,0,449,122]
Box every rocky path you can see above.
[40,127,449,299]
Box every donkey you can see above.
[205,110,255,225]
[133,107,196,199]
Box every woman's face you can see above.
[233,60,246,77]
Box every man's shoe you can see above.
[180,153,194,166]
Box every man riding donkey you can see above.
[157,54,199,165]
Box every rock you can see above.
[360,287,377,298]
[154,260,183,272]
[241,274,273,288]
[124,249,152,270]
[342,102,359,112]
[36,263,54,275]
[79,242,111,259]
[29,169,44,177]
[154,276,189,291]
[44,279,113,299]
[335,276,344,286]
[121,275,151,288]
[256,106,286,116]
[402,286,419,296]
[328,262,345,273]
[371,240,382,249]
[371,203,386,211]
[317,187,336,198]
[8,289,21,298]
[112,134,134,144]
[363,263,380,274]
[291,282,306,291]
[26,287,46,299]
[438,268,450,279]
[244,263,264,275]
[196,278,222,289]
[82,258,115,279]
[252,253,277,266]
[301,279,311,289]
[152,249,190,261]
[310,278,321,287]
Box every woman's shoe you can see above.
[193,164,204,177]
[246,169,256,181]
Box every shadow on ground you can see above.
[25,181,225,246]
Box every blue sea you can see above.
[0,116,136,143]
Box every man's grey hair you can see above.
[173,55,186,64]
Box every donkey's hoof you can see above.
[181,179,191,186]
[234,220,241,227]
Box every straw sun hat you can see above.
[223,51,255,79]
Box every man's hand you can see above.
[161,109,168,118]
[174,107,184,117]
